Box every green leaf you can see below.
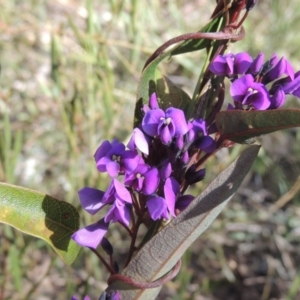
[0,183,80,265]
[106,145,260,299]
[216,109,300,144]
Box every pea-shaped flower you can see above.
[142,107,189,145]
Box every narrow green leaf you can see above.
[0,183,80,265]
[106,145,260,299]
[216,109,300,143]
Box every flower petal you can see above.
[234,52,253,74]
[78,187,105,215]
[113,179,132,203]
[143,167,160,195]
[230,74,254,102]
[165,108,189,135]
[146,196,169,220]
[142,109,164,136]
[164,177,180,217]
[72,219,109,249]
[127,128,149,155]
[149,93,159,109]
[105,199,131,226]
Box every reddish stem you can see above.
[90,248,116,274]
[143,29,245,70]
[108,259,182,289]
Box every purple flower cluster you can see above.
[72,93,216,249]
[210,52,300,110]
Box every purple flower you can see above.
[280,71,300,97]
[234,52,253,74]
[72,218,109,249]
[79,179,132,217]
[187,119,203,143]
[230,74,270,110]
[210,53,234,76]
[210,52,252,76]
[269,86,285,109]
[127,128,149,155]
[262,56,294,84]
[105,198,131,226]
[187,119,216,153]
[248,52,264,74]
[146,195,169,220]
[124,164,159,195]
[103,179,132,205]
[142,107,189,144]
[95,139,139,177]
[146,177,180,220]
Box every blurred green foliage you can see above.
[0,0,300,299]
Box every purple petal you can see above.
[195,136,216,153]
[142,109,164,136]
[270,87,285,109]
[249,52,264,74]
[105,199,131,226]
[244,83,270,110]
[230,74,254,102]
[192,118,208,135]
[121,150,139,173]
[164,177,180,217]
[175,134,184,150]
[282,72,300,95]
[159,125,173,145]
[210,54,234,76]
[113,179,132,203]
[78,187,105,215]
[127,128,149,155]
[146,196,169,220]
[165,108,189,135]
[143,167,160,195]
[263,57,294,84]
[72,219,109,249]
[94,140,112,162]
[107,142,126,156]
[234,52,253,74]
[102,180,117,204]
[96,156,111,172]
[149,93,159,109]
[159,161,172,180]
[182,151,189,164]
[106,160,120,177]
